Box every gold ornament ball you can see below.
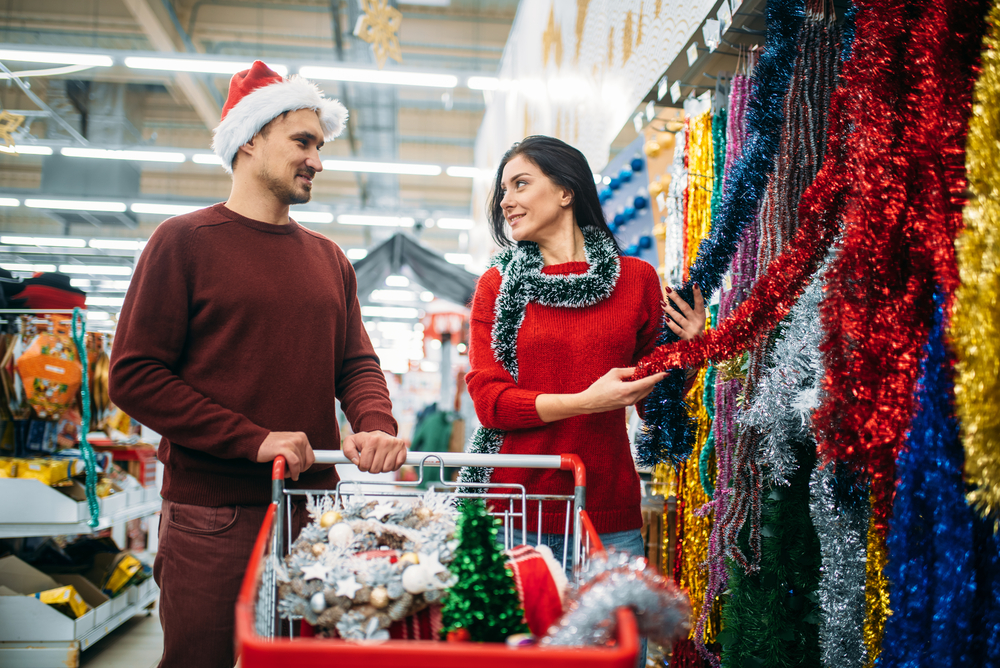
[415,507,432,521]
[649,180,664,199]
[370,586,390,609]
[660,173,672,190]
[657,131,677,151]
[320,511,342,528]
[399,552,420,566]
[643,140,661,158]
[311,543,327,557]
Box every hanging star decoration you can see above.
[300,562,330,582]
[366,502,397,521]
[335,574,363,599]
[542,5,563,68]
[0,110,25,148]
[354,0,403,70]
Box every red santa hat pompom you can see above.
[211,61,348,174]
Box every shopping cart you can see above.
[235,450,640,668]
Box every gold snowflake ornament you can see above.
[354,0,403,70]
[0,110,25,148]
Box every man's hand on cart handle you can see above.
[257,431,316,481]
[342,430,409,474]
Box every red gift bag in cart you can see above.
[235,451,642,668]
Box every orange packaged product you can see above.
[15,318,83,420]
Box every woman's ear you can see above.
[560,187,574,208]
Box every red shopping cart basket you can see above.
[235,451,640,668]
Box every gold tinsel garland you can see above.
[862,497,891,667]
[952,0,1000,524]
[685,112,715,270]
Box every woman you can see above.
[463,135,705,565]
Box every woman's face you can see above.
[499,154,573,243]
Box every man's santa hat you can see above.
[211,61,348,174]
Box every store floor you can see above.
[80,605,163,668]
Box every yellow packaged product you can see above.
[0,458,16,478]
[103,554,143,597]
[16,459,70,485]
[35,585,91,619]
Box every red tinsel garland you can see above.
[633,0,984,531]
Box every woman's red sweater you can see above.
[465,256,664,535]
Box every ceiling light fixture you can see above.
[299,66,456,89]
[1,263,56,273]
[61,147,186,163]
[1,235,87,247]
[385,275,410,287]
[89,239,142,251]
[124,57,288,77]
[346,248,369,260]
[466,76,500,91]
[86,296,126,307]
[0,145,53,156]
[444,253,473,266]
[0,49,113,67]
[59,264,133,276]
[0,197,19,207]
[191,154,222,165]
[290,211,334,224]
[322,159,441,176]
[436,218,475,230]
[361,306,420,319]
[445,166,482,178]
[25,199,127,213]
[338,214,415,227]
[130,203,202,216]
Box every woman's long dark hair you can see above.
[488,135,620,253]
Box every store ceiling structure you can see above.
[0,0,520,294]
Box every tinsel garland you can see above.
[664,126,689,286]
[809,466,870,668]
[862,501,890,668]
[686,112,714,272]
[879,296,1000,667]
[953,0,1000,523]
[458,228,620,488]
[634,0,805,468]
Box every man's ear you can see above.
[237,136,258,161]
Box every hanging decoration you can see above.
[354,0,403,70]
[862,502,890,667]
[953,0,1000,525]
[634,0,806,468]
[0,110,25,147]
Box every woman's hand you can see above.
[664,283,707,341]
[536,367,668,422]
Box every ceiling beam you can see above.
[120,0,221,130]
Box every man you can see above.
[109,61,407,667]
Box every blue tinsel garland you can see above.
[635,0,806,468]
[879,295,1000,667]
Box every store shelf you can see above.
[0,578,159,667]
[0,479,161,538]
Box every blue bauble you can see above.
[624,205,636,220]
[630,156,644,172]
[618,167,633,182]
[609,176,622,190]
[633,195,648,210]
[639,235,653,249]
[613,212,626,226]
[599,187,612,203]
[608,221,619,233]
[626,243,640,256]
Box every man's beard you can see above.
[258,164,312,205]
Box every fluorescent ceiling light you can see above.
[59,264,133,276]
[346,248,368,260]
[86,312,110,321]
[385,274,409,287]
[467,76,500,91]
[0,145,53,156]
[130,202,201,216]
[371,289,416,302]
[26,199,127,213]
[70,279,91,288]
[0,49,112,67]
[124,57,288,77]
[299,66,456,88]
[436,218,475,230]
[0,197,19,207]
[89,239,142,251]
[1,263,55,272]
[445,253,473,265]
[362,306,420,319]
[192,153,223,165]
[61,147,185,163]
[445,166,483,178]
[290,211,334,224]
[420,291,434,302]
[86,296,126,307]
[1,235,87,247]
[339,214,415,227]
[98,280,132,290]
[322,159,441,176]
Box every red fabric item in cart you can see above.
[109,203,398,507]
[505,545,565,636]
[466,258,662,534]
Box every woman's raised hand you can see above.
[664,283,707,341]
[577,367,668,414]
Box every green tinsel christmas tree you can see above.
[440,499,529,643]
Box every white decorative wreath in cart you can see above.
[275,490,459,640]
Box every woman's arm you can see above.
[535,367,666,423]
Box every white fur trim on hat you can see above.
[211,76,348,174]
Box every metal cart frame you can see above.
[235,451,639,668]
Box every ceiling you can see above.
[0,0,521,289]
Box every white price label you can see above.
[686,42,699,67]
[703,19,721,52]
[670,80,683,103]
